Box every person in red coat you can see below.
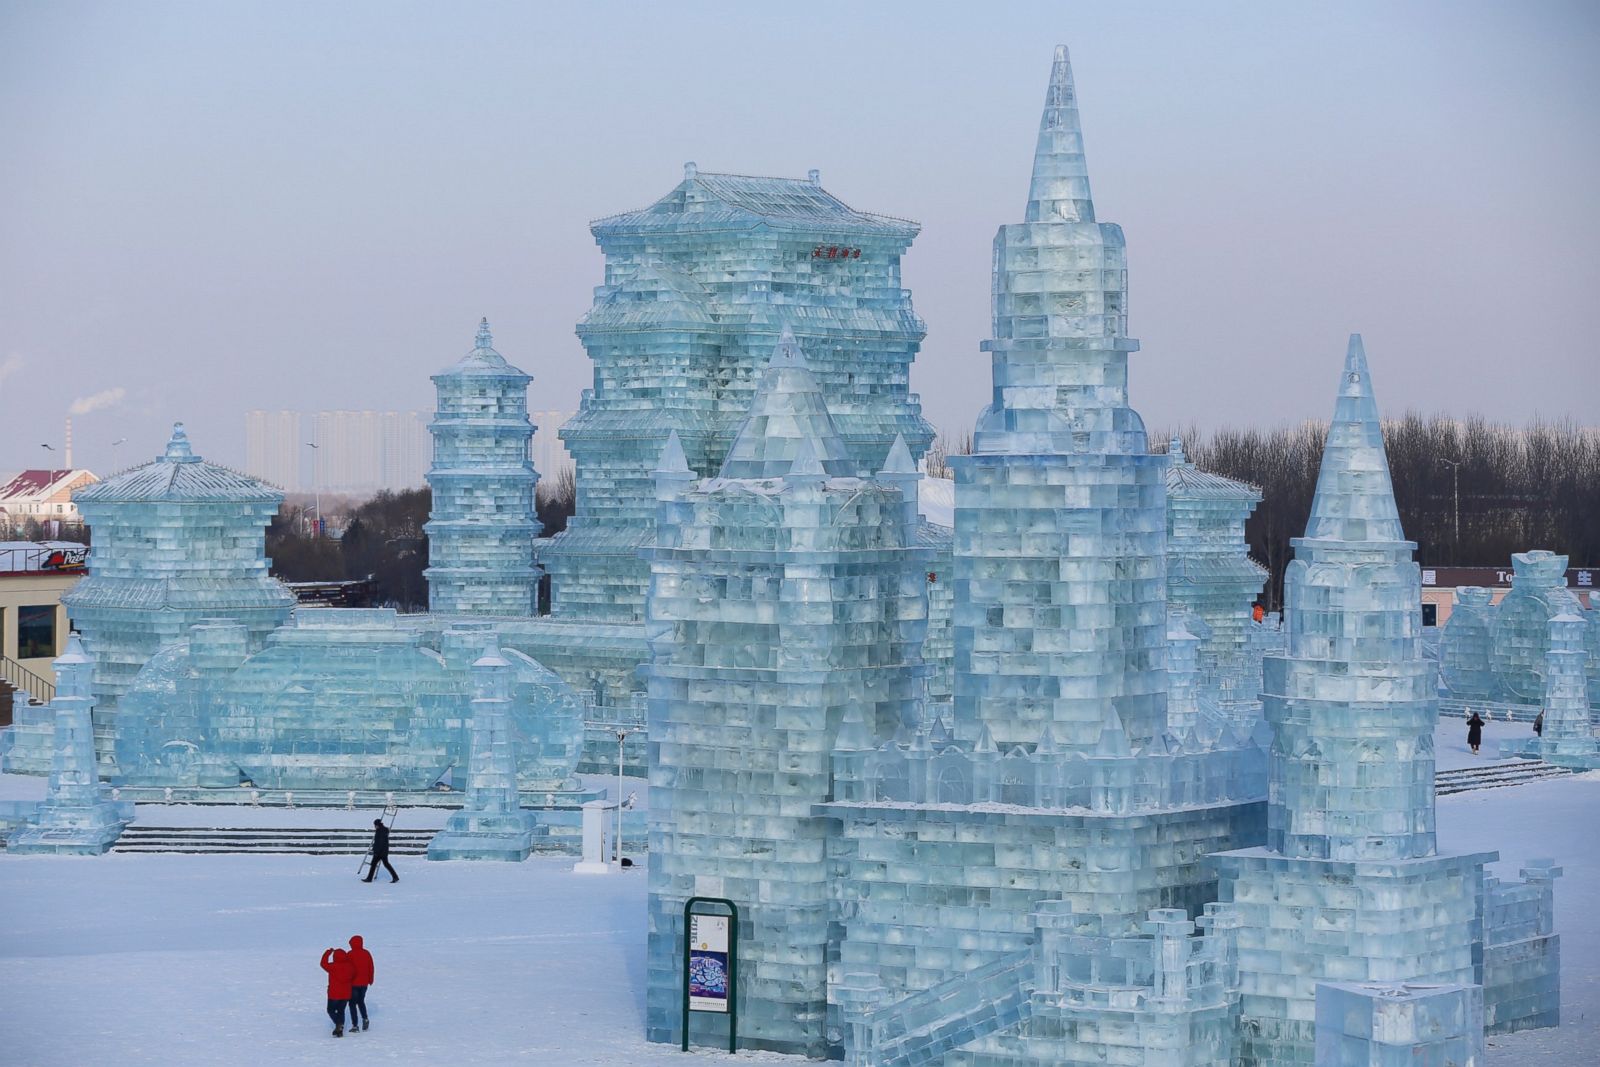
[346,935,375,1032]
[320,947,354,1037]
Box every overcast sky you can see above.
[2,1,1597,475]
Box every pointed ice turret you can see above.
[1026,44,1095,224]
[655,428,690,475]
[1301,335,1407,545]
[718,327,855,480]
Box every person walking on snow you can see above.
[347,935,374,1032]
[320,947,354,1037]
[363,818,399,883]
[1533,711,1544,738]
[1466,712,1485,754]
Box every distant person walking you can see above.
[363,818,399,883]
[320,947,354,1037]
[346,935,374,1032]
[1466,712,1485,754]
[1252,603,1265,624]
[1533,711,1544,738]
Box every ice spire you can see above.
[1025,45,1095,224]
[475,317,494,352]
[878,433,917,476]
[1301,334,1407,544]
[654,429,690,475]
[718,328,855,480]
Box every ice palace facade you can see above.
[0,39,1586,1067]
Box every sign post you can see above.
[681,896,738,1053]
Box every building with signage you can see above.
[1421,562,1596,625]
[0,541,86,722]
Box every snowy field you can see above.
[0,720,1594,1066]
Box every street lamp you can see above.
[614,727,629,865]
[306,441,322,536]
[1436,457,1461,562]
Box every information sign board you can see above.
[687,914,730,1013]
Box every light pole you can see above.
[1437,457,1461,562]
[306,441,322,536]
[614,727,628,865]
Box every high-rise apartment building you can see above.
[247,410,430,495]
[244,411,302,491]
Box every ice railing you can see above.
[835,900,1241,1066]
[833,707,1267,814]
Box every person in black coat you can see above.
[1466,712,1485,754]
[363,819,399,883]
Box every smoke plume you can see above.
[69,386,126,416]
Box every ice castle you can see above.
[641,45,1562,1065]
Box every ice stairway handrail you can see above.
[841,949,1034,1066]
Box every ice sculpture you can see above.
[59,423,294,766]
[112,610,585,792]
[426,637,543,861]
[1440,586,1497,699]
[1212,336,1495,1065]
[644,330,931,1055]
[425,319,542,616]
[1489,550,1586,702]
[950,44,1168,754]
[1519,613,1600,769]
[1165,437,1268,701]
[7,635,128,854]
[540,163,935,625]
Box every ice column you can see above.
[7,635,128,854]
[425,319,542,616]
[644,330,929,1055]
[427,637,541,861]
[1441,587,1497,700]
[951,44,1168,753]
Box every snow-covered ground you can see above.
[0,722,1593,1065]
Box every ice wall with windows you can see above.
[540,164,935,625]
[425,319,542,616]
[1213,336,1496,1065]
[56,423,294,768]
[1165,437,1268,704]
[643,331,930,1056]
[111,610,585,792]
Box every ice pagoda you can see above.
[540,163,936,626]
[54,423,294,767]
[425,318,542,616]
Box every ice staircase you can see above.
[1434,761,1573,797]
[110,825,438,855]
[843,949,1035,1066]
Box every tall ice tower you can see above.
[1212,337,1493,1065]
[425,319,542,616]
[951,45,1168,752]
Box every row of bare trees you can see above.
[262,470,580,610]
[927,418,1599,613]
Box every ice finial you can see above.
[56,630,90,667]
[162,422,196,462]
[1300,334,1407,544]
[770,324,806,368]
[1025,44,1095,223]
[1168,436,1186,466]
[683,161,697,179]
[807,169,821,186]
[788,435,826,480]
[474,633,509,668]
[879,433,917,477]
[474,318,494,352]
[975,723,999,755]
[655,429,690,474]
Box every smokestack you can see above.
[64,417,73,470]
